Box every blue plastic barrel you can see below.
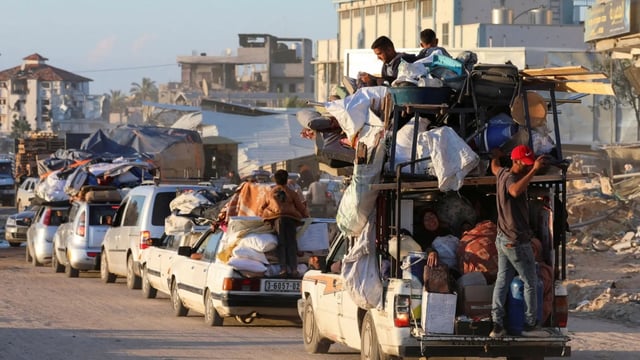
[506,274,543,335]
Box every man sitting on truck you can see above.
[358,35,417,87]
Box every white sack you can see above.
[342,215,383,309]
[394,118,429,174]
[336,116,385,237]
[227,257,267,273]
[164,214,194,235]
[240,232,278,252]
[169,191,214,214]
[418,126,479,191]
[232,246,269,264]
[431,235,460,270]
[326,86,388,144]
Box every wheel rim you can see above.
[303,306,314,343]
[362,320,372,359]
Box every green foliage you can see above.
[108,89,128,114]
[130,77,159,105]
[10,117,32,139]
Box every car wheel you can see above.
[126,255,142,290]
[141,266,157,299]
[25,244,32,263]
[8,241,21,247]
[31,249,42,267]
[204,290,223,326]
[100,250,116,283]
[302,299,331,354]
[361,311,394,360]
[171,279,189,317]
[52,251,64,273]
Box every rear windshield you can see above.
[151,192,177,226]
[89,205,120,226]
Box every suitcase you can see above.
[470,63,521,107]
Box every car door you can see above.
[313,235,348,341]
[113,194,146,275]
[145,234,176,295]
[174,231,223,314]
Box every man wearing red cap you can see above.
[488,145,549,338]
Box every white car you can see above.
[16,177,38,212]
[100,184,207,289]
[140,226,210,299]
[169,229,302,326]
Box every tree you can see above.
[108,89,128,114]
[10,116,31,139]
[130,77,159,105]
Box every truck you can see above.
[299,65,613,359]
[0,155,16,206]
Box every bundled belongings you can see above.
[217,216,331,278]
[297,108,355,168]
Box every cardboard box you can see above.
[460,284,494,318]
[421,291,457,334]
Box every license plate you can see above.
[263,280,300,293]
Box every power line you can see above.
[76,63,176,73]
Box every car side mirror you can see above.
[177,246,192,257]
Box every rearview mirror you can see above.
[177,246,192,257]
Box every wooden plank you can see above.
[533,73,609,81]
[521,66,590,77]
[554,81,615,95]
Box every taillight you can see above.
[87,252,98,258]
[553,282,568,328]
[222,277,260,291]
[140,230,151,249]
[394,294,411,327]
[42,208,52,226]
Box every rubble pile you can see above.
[565,177,640,326]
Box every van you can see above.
[100,184,207,289]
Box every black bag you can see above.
[470,63,521,107]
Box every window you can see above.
[441,22,450,46]
[392,2,402,12]
[420,0,433,18]
[151,192,178,226]
[378,5,386,14]
[192,230,223,262]
[288,83,296,93]
[41,82,51,89]
[89,205,119,226]
[123,195,145,226]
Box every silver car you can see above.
[26,204,70,266]
[4,207,37,247]
[52,193,120,277]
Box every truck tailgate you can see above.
[414,330,571,358]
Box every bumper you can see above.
[417,334,571,357]
[67,247,100,270]
[33,241,53,263]
[5,228,27,243]
[212,292,300,318]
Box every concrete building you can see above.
[315,0,595,101]
[0,54,108,136]
[173,33,314,107]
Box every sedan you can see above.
[4,208,37,247]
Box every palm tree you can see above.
[108,90,127,114]
[130,77,158,105]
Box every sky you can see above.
[0,0,338,95]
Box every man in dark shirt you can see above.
[489,145,549,338]
[359,36,417,86]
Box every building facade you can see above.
[0,54,106,135]
[315,0,594,101]
[174,34,314,107]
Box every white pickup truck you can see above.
[168,228,303,326]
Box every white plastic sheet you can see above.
[325,86,388,144]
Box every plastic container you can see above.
[506,273,543,335]
[402,251,427,288]
[389,86,451,105]
[476,122,519,152]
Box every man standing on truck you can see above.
[489,145,549,338]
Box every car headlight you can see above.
[6,218,16,226]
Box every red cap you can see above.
[511,145,535,165]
